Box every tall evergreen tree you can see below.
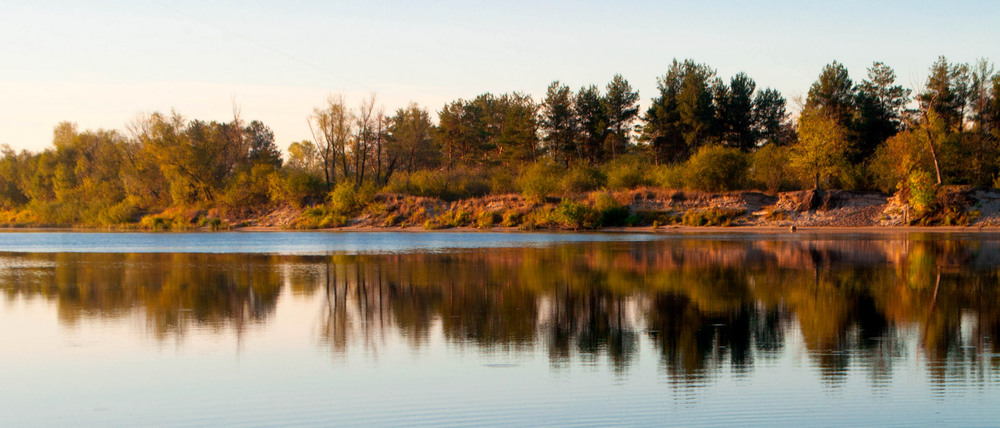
[643,59,717,163]
[718,72,757,151]
[806,61,855,126]
[753,88,789,146]
[854,62,910,162]
[575,85,606,164]
[603,74,640,160]
[540,81,578,166]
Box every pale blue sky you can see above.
[1,0,997,151]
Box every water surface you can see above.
[1,232,999,426]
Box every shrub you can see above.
[296,205,349,229]
[328,182,361,215]
[388,168,491,200]
[751,144,793,193]
[383,213,401,227]
[603,155,653,190]
[591,192,630,227]
[436,209,472,228]
[501,209,522,227]
[475,210,497,229]
[489,168,517,194]
[554,199,600,229]
[562,164,606,193]
[206,217,227,231]
[683,145,749,192]
[423,219,445,230]
[96,200,140,226]
[907,170,937,216]
[518,161,565,200]
[763,209,786,222]
[636,210,679,226]
[220,164,276,217]
[271,170,325,208]
[682,208,744,227]
[138,210,194,231]
[651,164,685,189]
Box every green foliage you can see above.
[751,144,793,193]
[518,161,565,199]
[561,164,606,193]
[603,155,653,190]
[489,169,517,194]
[436,93,539,168]
[270,169,325,208]
[475,210,498,229]
[296,205,349,229]
[682,145,748,192]
[138,209,205,231]
[907,170,938,216]
[790,108,850,188]
[96,200,141,226]
[423,219,444,230]
[220,164,277,217]
[3,57,996,231]
[591,192,631,227]
[501,209,522,227]
[682,208,743,226]
[650,164,685,189]
[387,168,490,201]
[328,182,362,215]
[541,81,579,166]
[636,210,681,227]
[870,130,934,193]
[435,209,472,228]
[554,199,600,229]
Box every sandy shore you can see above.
[7,224,1000,235]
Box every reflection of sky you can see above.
[0,231,663,254]
[1,281,998,426]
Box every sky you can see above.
[1,0,998,152]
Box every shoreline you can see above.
[5,224,1000,234]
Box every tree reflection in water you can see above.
[2,235,1000,386]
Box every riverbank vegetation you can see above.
[1,56,998,229]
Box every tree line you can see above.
[1,56,998,226]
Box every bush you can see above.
[562,164,606,193]
[295,205,348,229]
[487,167,517,194]
[328,182,361,215]
[907,170,937,216]
[751,144,793,193]
[139,210,194,231]
[682,208,744,227]
[97,200,140,226]
[554,199,600,229]
[603,155,653,190]
[475,210,497,229]
[387,168,490,200]
[271,170,325,208]
[423,219,445,230]
[518,161,565,200]
[501,209,522,227]
[636,210,680,226]
[651,164,685,189]
[591,192,630,227]
[220,164,276,217]
[435,209,472,227]
[683,145,748,192]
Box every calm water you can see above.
[2,231,999,426]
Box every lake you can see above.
[1,231,999,426]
